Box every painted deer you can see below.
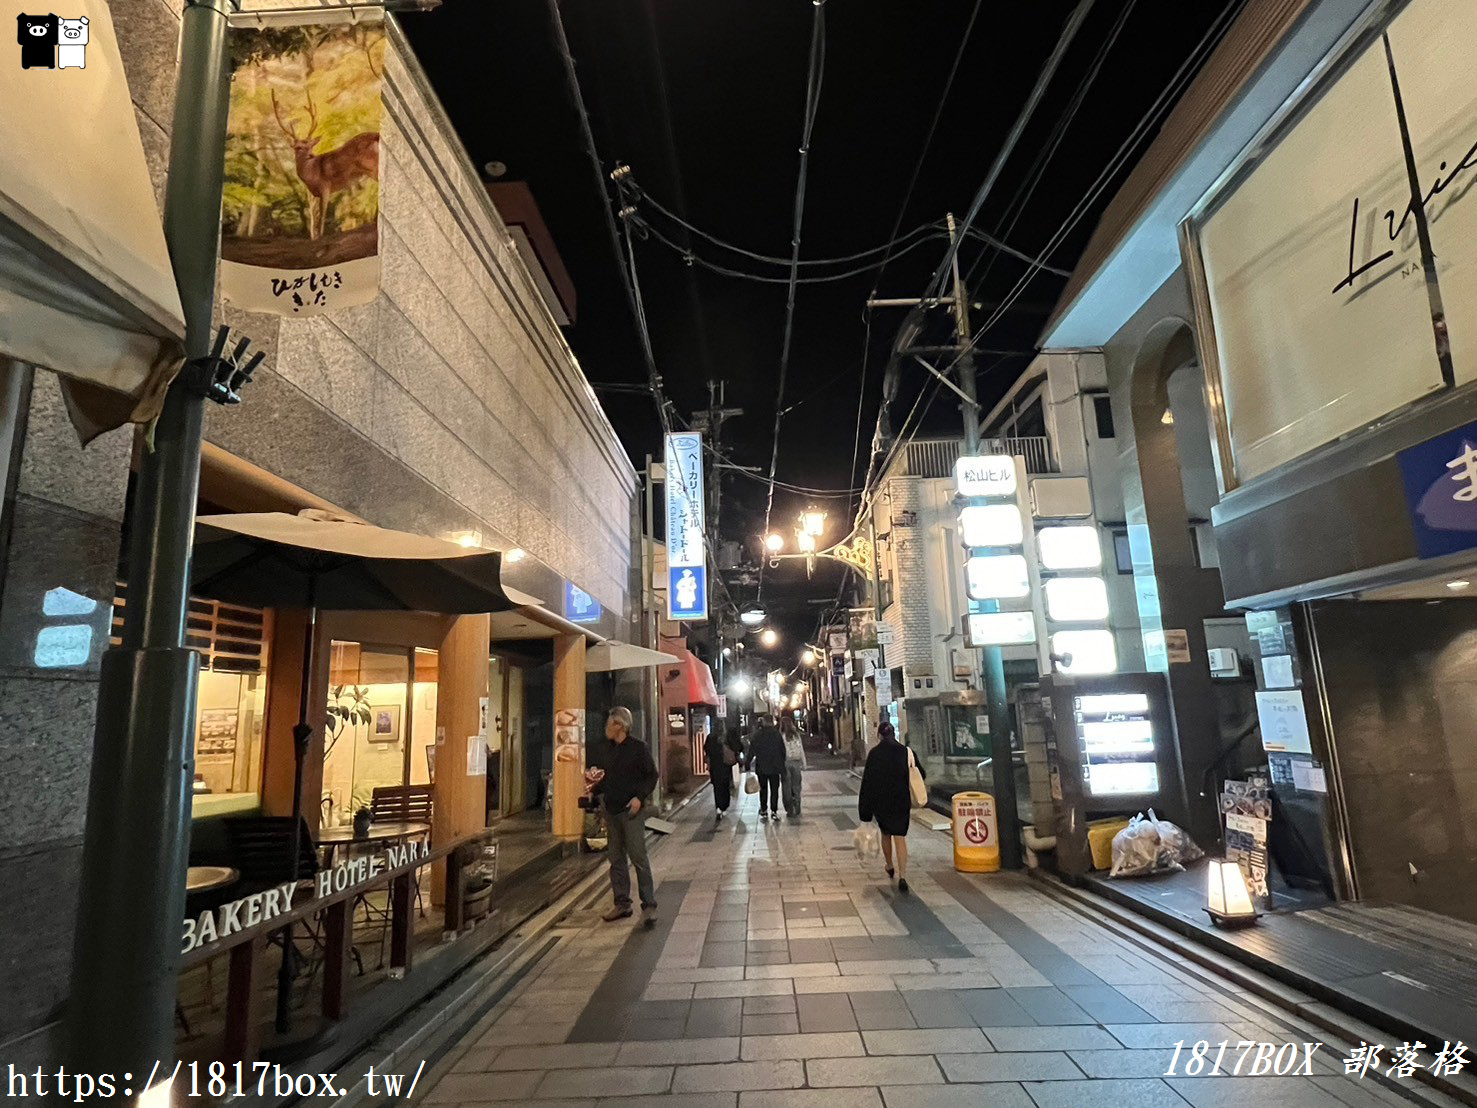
[272,89,380,241]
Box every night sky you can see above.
[402,0,1239,659]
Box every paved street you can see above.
[422,769,1422,1108]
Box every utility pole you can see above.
[692,382,741,683]
[65,0,232,1079]
[946,213,1022,870]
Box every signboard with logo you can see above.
[664,431,708,621]
[563,582,602,624]
[954,454,1017,498]
[1185,0,1477,486]
[1398,420,1477,558]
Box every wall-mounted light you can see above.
[1161,407,1175,426]
[505,547,527,563]
[1205,859,1259,928]
[760,628,779,647]
[765,534,785,553]
[740,609,767,625]
[1447,579,1471,591]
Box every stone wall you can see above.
[0,0,637,1061]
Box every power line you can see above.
[968,0,1245,344]
[637,187,941,268]
[636,217,950,284]
[869,0,985,298]
[759,0,828,601]
[966,0,1137,294]
[919,0,1096,302]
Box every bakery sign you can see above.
[182,840,428,954]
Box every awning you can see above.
[662,642,719,707]
[587,641,681,673]
[0,0,186,442]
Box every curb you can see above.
[1031,870,1477,1108]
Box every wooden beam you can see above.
[552,633,587,840]
[431,613,491,901]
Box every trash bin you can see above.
[1088,818,1131,871]
[951,791,1000,873]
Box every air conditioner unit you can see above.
[1207,647,1241,679]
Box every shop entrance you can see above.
[321,641,439,827]
[489,654,529,818]
[1311,575,1477,925]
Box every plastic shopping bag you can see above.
[854,822,881,861]
[1109,808,1204,878]
[744,771,760,795]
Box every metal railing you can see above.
[901,436,1057,478]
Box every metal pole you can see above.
[64,0,232,1079]
[947,214,1022,870]
[645,455,665,804]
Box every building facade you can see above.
[0,1,638,1064]
[1039,0,1477,920]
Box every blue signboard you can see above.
[563,581,602,624]
[1398,420,1477,559]
[668,564,708,621]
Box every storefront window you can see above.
[189,601,270,817]
[321,641,438,826]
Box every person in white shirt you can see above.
[781,718,808,818]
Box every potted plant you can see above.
[325,684,372,760]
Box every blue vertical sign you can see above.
[563,581,602,624]
[664,431,708,621]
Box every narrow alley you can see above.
[419,769,1424,1108]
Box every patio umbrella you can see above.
[585,640,681,672]
[190,510,539,1035]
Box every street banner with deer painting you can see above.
[221,16,385,317]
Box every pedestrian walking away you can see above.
[748,714,786,821]
[704,726,744,819]
[592,706,659,924]
[857,721,923,893]
[781,718,807,817]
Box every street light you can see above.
[760,628,779,648]
[730,677,751,696]
[801,507,827,537]
[740,608,766,626]
[797,532,817,554]
[764,533,785,553]
[801,648,816,666]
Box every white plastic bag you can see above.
[854,822,881,860]
[744,771,760,795]
[1109,809,1203,878]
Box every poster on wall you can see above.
[221,13,385,316]
[554,707,585,763]
[1255,690,1313,754]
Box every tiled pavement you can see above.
[424,770,1425,1107]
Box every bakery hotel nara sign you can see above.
[182,840,427,955]
[664,431,708,622]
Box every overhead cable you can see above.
[759,0,828,602]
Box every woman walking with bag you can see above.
[857,722,926,893]
[705,726,745,820]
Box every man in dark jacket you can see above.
[748,715,787,821]
[593,706,659,923]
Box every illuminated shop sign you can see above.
[1037,525,1102,570]
[954,454,1017,498]
[959,503,1023,548]
[1073,692,1158,797]
[965,554,1030,600]
[966,611,1037,646]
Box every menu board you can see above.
[1073,692,1159,796]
